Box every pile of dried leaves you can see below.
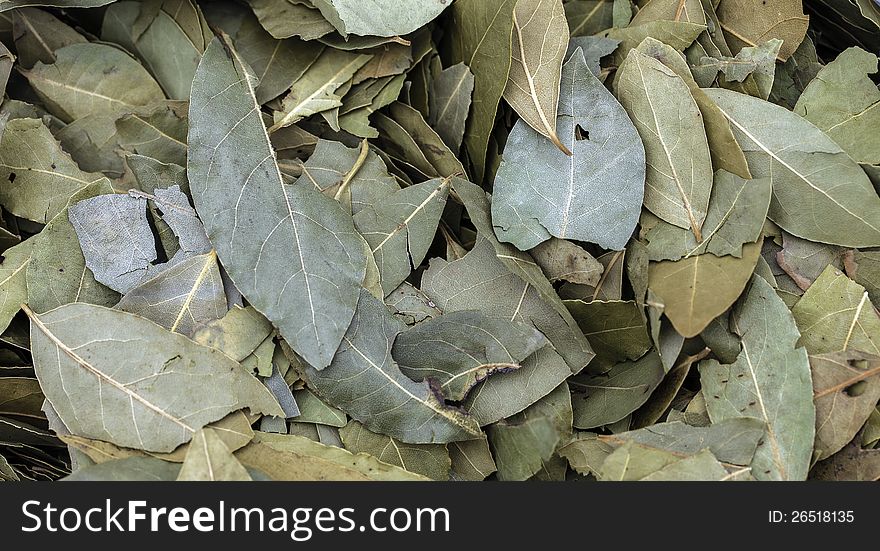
[0,0,879,482]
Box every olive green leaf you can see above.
[64,457,181,481]
[708,87,880,248]
[269,48,372,132]
[296,139,399,215]
[530,238,603,286]
[189,36,367,369]
[602,20,705,66]
[116,251,226,337]
[633,37,752,182]
[570,351,665,429]
[565,0,614,37]
[374,101,466,178]
[716,0,807,61]
[12,7,86,68]
[630,0,706,25]
[644,170,771,261]
[353,178,450,295]
[428,62,474,153]
[768,35,822,109]
[299,289,481,444]
[191,305,273,363]
[237,432,429,481]
[26,181,120,314]
[493,49,645,250]
[775,232,843,291]
[503,0,570,153]
[24,43,165,122]
[392,311,548,401]
[616,49,712,240]
[565,300,652,366]
[712,39,783,100]
[339,420,451,480]
[565,36,620,76]
[0,239,34,334]
[561,417,766,472]
[27,303,283,453]
[177,427,252,481]
[292,389,347,427]
[811,350,880,461]
[446,0,516,183]
[791,266,880,355]
[794,47,880,165]
[0,118,105,224]
[115,102,189,167]
[699,275,814,480]
[247,0,336,40]
[488,382,572,481]
[648,239,762,337]
[599,444,732,481]
[849,250,880,307]
[449,436,497,481]
[312,0,450,37]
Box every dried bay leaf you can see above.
[27,303,284,453]
[296,139,399,215]
[776,232,843,290]
[24,43,165,122]
[794,47,880,165]
[449,436,497,481]
[599,443,731,481]
[446,0,515,183]
[177,427,252,481]
[0,239,34,335]
[115,101,189,167]
[699,275,814,480]
[716,0,808,61]
[643,170,771,261]
[791,265,880,355]
[811,351,880,461]
[312,0,449,38]
[247,0,336,40]
[602,20,705,66]
[0,118,105,224]
[530,238,603,286]
[768,35,822,110]
[299,289,481,444]
[292,388,347,427]
[353,178,450,295]
[811,436,880,481]
[503,0,569,153]
[392,311,548,401]
[565,0,614,37]
[616,48,712,240]
[570,351,665,429]
[648,239,762,337]
[428,62,474,153]
[189,36,367,369]
[69,194,157,294]
[488,382,572,481]
[63,457,180,481]
[192,305,273,362]
[269,48,372,132]
[707,87,880,247]
[849,250,880,307]
[565,300,652,366]
[339,420,451,481]
[26,181,120,314]
[12,7,86,69]
[565,36,620,77]
[115,251,226,337]
[237,432,429,481]
[493,49,645,250]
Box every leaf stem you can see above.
[334,139,370,201]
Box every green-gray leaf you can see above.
[299,289,482,444]
[492,48,645,250]
[312,0,449,37]
[392,310,548,401]
[707,87,880,247]
[28,303,283,453]
[699,275,814,480]
[188,36,367,369]
[339,420,451,480]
